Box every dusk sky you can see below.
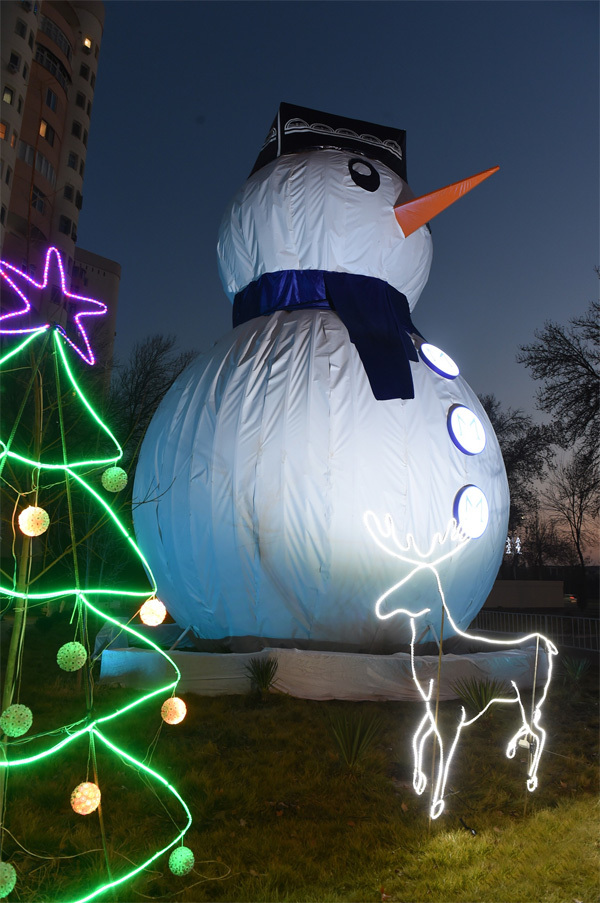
[78,0,598,419]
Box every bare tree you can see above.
[517,297,599,458]
[109,334,197,468]
[520,504,577,574]
[479,393,554,531]
[542,447,599,605]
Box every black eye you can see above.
[348,158,380,192]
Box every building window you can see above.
[94,45,99,60]
[28,31,34,50]
[58,215,71,235]
[90,72,96,89]
[71,120,82,139]
[15,19,27,38]
[22,63,28,81]
[0,123,6,141]
[86,100,92,116]
[82,129,88,147]
[2,86,14,104]
[79,63,90,80]
[83,36,92,51]
[8,52,21,73]
[45,87,57,111]
[79,159,85,177]
[10,131,17,149]
[31,184,46,214]
[63,184,74,201]
[17,95,23,114]
[18,140,57,186]
[40,15,72,60]
[75,190,83,210]
[35,45,70,93]
[5,167,12,186]
[0,206,6,226]
[39,119,55,146]
[75,91,85,109]
[67,151,78,169]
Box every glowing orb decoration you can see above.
[140,597,167,626]
[453,484,489,539]
[101,466,128,493]
[57,641,88,672]
[447,405,486,455]
[18,505,50,537]
[0,861,17,898]
[161,697,187,725]
[168,845,195,876]
[0,703,33,738]
[419,343,459,379]
[70,781,101,815]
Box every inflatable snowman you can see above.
[133,104,509,653]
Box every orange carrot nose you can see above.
[394,166,499,237]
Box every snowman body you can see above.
[133,142,509,651]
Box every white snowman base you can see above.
[133,308,509,652]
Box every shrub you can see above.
[244,656,279,696]
[451,676,512,717]
[327,710,383,773]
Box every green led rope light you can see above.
[0,328,193,900]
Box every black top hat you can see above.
[250,102,407,181]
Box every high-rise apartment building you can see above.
[1,0,119,369]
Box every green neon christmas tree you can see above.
[0,247,193,901]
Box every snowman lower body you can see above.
[133,309,509,652]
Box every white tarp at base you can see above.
[99,644,548,702]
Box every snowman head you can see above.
[217,104,497,312]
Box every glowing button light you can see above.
[453,484,489,539]
[161,697,187,725]
[18,505,50,537]
[140,597,167,626]
[447,405,486,455]
[70,781,101,815]
[419,343,459,379]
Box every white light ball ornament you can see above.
[101,466,128,493]
[18,505,50,537]
[0,703,33,738]
[0,861,17,899]
[57,641,88,672]
[70,781,101,815]
[161,697,187,725]
[168,846,195,877]
[140,597,167,626]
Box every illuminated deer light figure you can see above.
[364,510,558,820]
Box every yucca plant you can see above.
[327,710,383,773]
[451,676,512,718]
[561,655,591,684]
[244,656,279,698]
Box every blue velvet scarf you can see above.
[232,270,424,401]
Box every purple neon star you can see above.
[0,246,107,365]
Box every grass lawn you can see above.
[2,612,598,902]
